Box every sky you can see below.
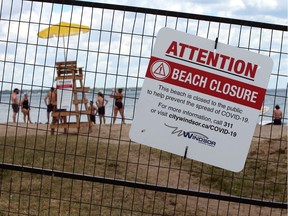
[0,0,287,91]
[83,0,288,26]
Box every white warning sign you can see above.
[129,28,273,172]
[57,79,73,110]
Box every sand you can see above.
[0,122,286,215]
[253,124,287,140]
[0,122,286,153]
[0,122,286,141]
[0,122,131,143]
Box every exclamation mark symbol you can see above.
[153,63,166,76]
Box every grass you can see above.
[0,134,287,215]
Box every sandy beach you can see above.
[253,124,287,140]
[0,121,287,157]
[0,122,286,215]
[0,122,286,141]
[0,122,131,143]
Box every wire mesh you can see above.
[0,0,287,215]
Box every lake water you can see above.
[0,88,286,125]
[0,90,140,124]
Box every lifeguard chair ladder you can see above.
[50,61,90,135]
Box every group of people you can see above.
[11,88,33,124]
[88,88,125,125]
[88,92,108,125]
[11,87,126,125]
[11,87,283,126]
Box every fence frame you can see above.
[1,0,287,213]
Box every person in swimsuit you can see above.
[11,88,20,123]
[273,105,282,125]
[44,87,57,124]
[20,93,33,123]
[110,88,125,124]
[96,92,108,124]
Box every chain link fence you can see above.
[0,0,287,215]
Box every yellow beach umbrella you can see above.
[37,22,90,60]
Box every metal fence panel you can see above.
[0,0,287,215]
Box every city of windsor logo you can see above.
[164,123,216,147]
[150,60,171,80]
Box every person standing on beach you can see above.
[11,88,20,123]
[96,92,108,124]
[44,87,57,124]
[110,88,125,124]
[88,100,97,125]
[20,93,33,124]
[273,105,282,125]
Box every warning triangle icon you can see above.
[153,63,166,76]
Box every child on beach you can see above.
[96,92,108,124]
[88,100,97,125]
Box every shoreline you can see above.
[253,124,287,140]
[0,122,286,140]
[0,122,132,144]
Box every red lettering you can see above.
[197,49,208,64]
[234,60,245,74]
[227,57,235,72]
[219,55,230,69]
[206,51,219,67]
[166,41,178,56]
[188,46,199,60]
[165,41,258,80]
[245,63,257,78]
[179,43,189,58]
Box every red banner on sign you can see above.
[57,84,73,89]
[146,56,266,110]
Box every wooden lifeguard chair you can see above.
[50,60,91,134]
